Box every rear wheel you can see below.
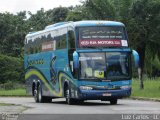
[34,87,39,103]
[110,99,118,105]
[34,84,52,103]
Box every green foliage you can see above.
[152,56,160,71]
[128,0,160,77]
[28,7,69,31]
[0,12,29,57]
[132,78,160,98]
[0,54,24,84]
[28,8,49,31]
[66,5,87,21]
[129,0,160,50]
[82,0,116,20]
[1,81,14,90]
[47,7,69,23]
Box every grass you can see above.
[0,89,27,96]
[0,103,13,106]
[132,78,160,99]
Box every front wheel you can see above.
[65,87,75,105]
[110,99,118,105]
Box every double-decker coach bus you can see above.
[24,21,140,105]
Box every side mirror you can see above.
[73,51,79,69]
[132,50,143,89]
[132,50,140,68]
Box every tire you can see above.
[110,99,118,105]
[65,87,75,105]
[76,100,84,105]
[34,86,39,103]
[34,84,52,103]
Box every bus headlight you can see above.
[120,85,131,89]
[80,86,93,90]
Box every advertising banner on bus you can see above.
[79,39,128,47]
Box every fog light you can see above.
[120,86,131,89]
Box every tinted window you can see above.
[56,29,67,49]
[68,30,75,49]
[106,52,130,79]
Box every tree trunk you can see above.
[137,45,146,90]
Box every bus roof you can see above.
[73,20,125,27]
[26,20,125,38]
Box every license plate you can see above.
[102,93,111,96]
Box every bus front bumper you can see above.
[78,88,131,100]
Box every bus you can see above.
[24,20,140,105]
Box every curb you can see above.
[130,97,160,102]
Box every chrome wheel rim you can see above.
[34,89,37,101]
[38,86,42,102]
[66,89,69,103]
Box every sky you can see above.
[0,0,82,14]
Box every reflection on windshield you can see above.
[79,53,106,79]
[79,52,130,80]
[106,53,129,79]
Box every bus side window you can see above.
[55,36,60,49]
[56,29,67,49]
[60,33,67,49]
[68,30,75,49]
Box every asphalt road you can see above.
[0,97,160,114]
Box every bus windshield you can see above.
[78,26,128,48]
[79,52,130,80]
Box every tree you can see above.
[128,0,160,89]
[0,54,24,84]
[28,8,48,31]
[66,5,87,21]
[109,0,133,22]
[82,0,116,20]
[28,7,69,31]
[47,7,69,23]
[0,12,29,57]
